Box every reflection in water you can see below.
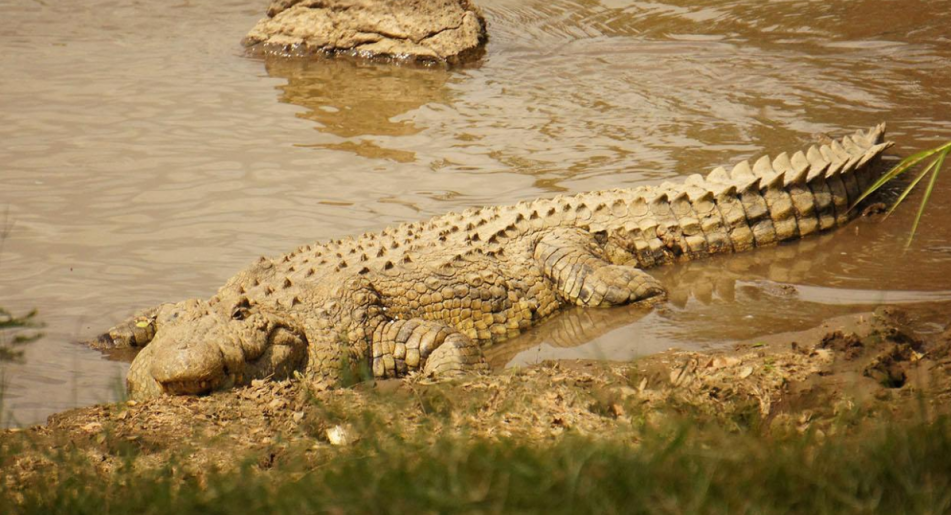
[266,58,452,164]
[1,0,950,426]
[501,232,951,368]
[483,302,654,368]
[267,58,451,138]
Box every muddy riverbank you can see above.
[4,304,949,485]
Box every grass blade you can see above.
[885,158,939,218]
[905,147,948,248]
[853,145,947,207]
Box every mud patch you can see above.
[772,307,948,432]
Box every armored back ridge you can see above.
[92,124,892,399]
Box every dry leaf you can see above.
[81,422,102,433]
[614,386,638,398]
[710,356,740,369]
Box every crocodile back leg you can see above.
[533,227,666,308]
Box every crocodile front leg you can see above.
[534,227,666,308]
[322,278,488,385]
[370,318,487,378]
[307,317,487,389]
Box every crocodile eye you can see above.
[231,298,252,320]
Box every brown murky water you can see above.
[2,0,950,427]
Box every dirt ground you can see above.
[4,305,951,484]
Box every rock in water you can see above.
[243,0,487,65]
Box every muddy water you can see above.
[2,0,950,426]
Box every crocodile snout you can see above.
[126,313,233,399]
[149,338,227,396]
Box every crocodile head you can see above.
[126,298,309,399]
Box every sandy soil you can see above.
[4,305,950,484]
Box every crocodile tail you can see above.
[617,124,892,267]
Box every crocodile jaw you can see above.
[125,306,309,399]
[126,327,228,399]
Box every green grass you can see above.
[0,213,44,365]
[0,307,43,364]
[4,417,951,514]
[855,139,951,247]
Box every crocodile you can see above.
[94,124,892,399]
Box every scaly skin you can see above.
[93,124,892,399]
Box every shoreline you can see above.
[5,305,949,475]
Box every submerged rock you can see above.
[244,0,487,65]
